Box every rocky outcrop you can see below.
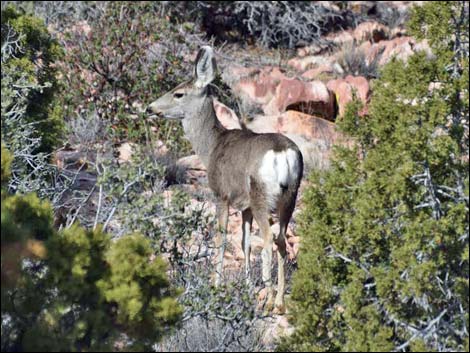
[357,35,433,66]
[327,75,370,117]
[264,79,336,120]
[246,110,344,172]
[233,66,285,107]
[288,55,331,72]
[230,66,338,121]
[301,64,336,80]
[176,155,207,184]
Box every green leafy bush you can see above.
[1,6,67,201]
[58,1,194,154]
[1,1,108,31]
[280,2,469,352]
[1,5,64,154]
[1,146,181,352]
[1,144,13,187]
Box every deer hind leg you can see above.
[252,207,275,311]
[274,193,297,314]
[214,201,229,286]
[274,219,288,314]
[242,208,253,285]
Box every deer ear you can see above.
[194,46,217,88]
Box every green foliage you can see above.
[1,146,50,306]
[1,144,13,186]
[1,5,64,154]
[1,1,109,31]
[1,146,181,351]
[97,234,181,338]
[2,192,54,243]
[58,1,193,154]
[2,222,181,351]
[281,2,469,352]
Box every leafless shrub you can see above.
[157,223,269,352]
[374,3,410,29]
[161,1,348,49]
[66,109,109,147]
[232,1,344,48]
[1,1,109,31]
[156,315,265,352]
[336,41,383,79]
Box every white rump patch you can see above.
[259,148,301,210]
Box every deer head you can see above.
[146,46,217,120]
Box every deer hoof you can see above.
[264,296,275,313]
[273,304,286,315]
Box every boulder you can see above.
[233,67,286,106]
[327,75,370,117]
[264,79,337,120]
[361,36,431,67]
[352,21,390,43]
[246,111,344,172]
[287,55,330,72]
[325,30,355,47]
[176,155,207,184]
[323,19,403,52]
[378,36,415,65]
[296,42,333,57]
[176,154,205,171]
[247,110,339,142]
[229,65,337,120]
[301,64,335,80]
[278,111,341,142]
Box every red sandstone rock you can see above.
[246,111,344,171]
[361,36,430,67]
[177,154,205,171]
[287,55,330,72]
[176,155,207,183]
[353,21,390,43]
[378,36,415,65]
[246,110,340,142]
[325,30,355,47]
[301,64,335,80]
[233,67,286,106]
[264,79,336,120]
[327,75,370,117]
[279,110,341,142]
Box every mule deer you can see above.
[147,46,303,313]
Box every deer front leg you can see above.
[242,208,253,285]
[214,201,229,286]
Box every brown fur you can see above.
[147,46,304,313]
[208,129,302,211]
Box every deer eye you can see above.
[173,92,184,98]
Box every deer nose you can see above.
[146,106,154,115]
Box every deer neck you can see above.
[182,95,225,167]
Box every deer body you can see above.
[147,47,303,313]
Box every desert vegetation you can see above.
[1,1,468,352]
